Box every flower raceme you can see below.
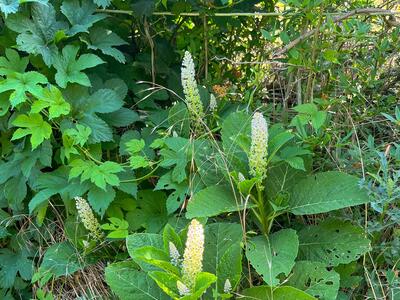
[181,51,205,134]
[75,196,103,240]
[249,112,269,181]
[181,219,205,292]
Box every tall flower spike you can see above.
[169,241,181,267]
[249,112,268,181]
[181,51,205,134]
[177,281,190,296]
[224,279,232,294]
[181,219,205,290]
[75,196,103,240]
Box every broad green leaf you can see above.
[159,137,191,183]
[246,229,299,286]
[29,167,90,213]
[126,233,164,271]
[286,261,340,300]
[0,0,19,16]
[221,111,251,174]
[81,27,127,63]
[37,241,86,278]
[102,108,139,127]
[105,261,169,300]
[203,223,243,295]
[298,219,371,266]
[88,184,116,217]
[126,139,145,154]
[12,113,52,149]
[0,71,47,107]
[0,248,32,288]
[186,185,249,219]
[54,45,104,88]
[0,48,28,72]
[241,286,316,300]
[126,190,168,232]
[289,171,370,215]
[61,0,106,36]
[133,246,179,275]
[4,176,26,209]
[31,85,71,119]
[69,159,123,190]
[6,3,66,66]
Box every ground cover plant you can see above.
[0,0,399,299]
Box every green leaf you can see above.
[4,176,26,209]
[81,27,128,63]
[102,108,139,127]
[186,185,250,219]
[0,0,19,17]
[246,229,299,286]
[38,241,86,278]
[286,261,340,300]
[126,190,168,232]
[61,0,106,36]
[69,159,123,190]
[298,219,371,266]
[221,111,251,174]
[93,0,111,8]
[126,139,145,154]
[126,233,164,271]
[133,246,179,275]
[12,113,52,149]
[0,71,47,107]
[241,286,316,300]
[29,167,90,213]
[131,0,155,17]
[31,85,71,119]
[0,48,29,72]
[88,185,116,217]
[54,45,105,88]
[105,261,169,300]
[6,3,66,66]
[289,171,370,215]
[203,223,243,295]
[159,137,191,183]
[0,248,32,288]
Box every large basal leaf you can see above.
[38,241,86,278]
[105,261,169,300]
[241,286,316,300]
[203,223,243,295]
[289,171,369,215]
[186,185,249,219]
[246,229,299,286]
[298,219,371,266]
[221,111,251,174]
[286,261,340,300]
[126,233,163,271]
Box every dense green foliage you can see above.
[0,0,399,299]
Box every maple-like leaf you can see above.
[61,0,107,36]
[54,45,105,88]
[31,85,71,119]
[81,27,127,63]
[0,48,29,73]
[11,113,52,149]
[0,71,48,107]
[69,159,123,190]
[5,3,67,66]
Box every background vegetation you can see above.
[0,0,399,299]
